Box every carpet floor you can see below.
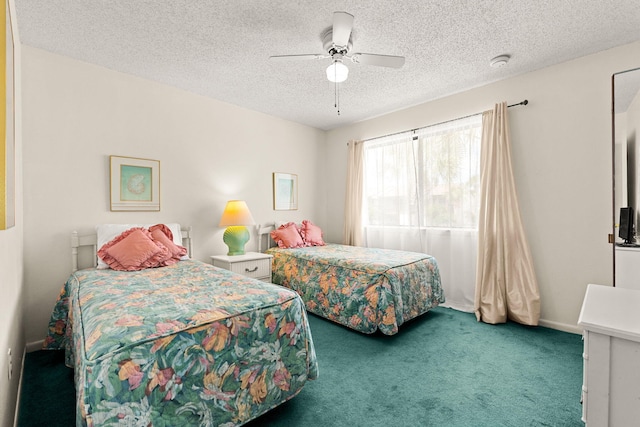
[18,306,584,426]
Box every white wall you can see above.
[323,41,640,332]
[0,1,23,425]
[21,46,325,345]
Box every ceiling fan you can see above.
[269,11,405,83]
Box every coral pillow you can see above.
[96,223,186,269]
[300,220,326,246]
[97,227,171,271]
[270,222,305,249]
[149,224,187,266]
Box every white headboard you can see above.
[257,224,276,253]
[71,226,193,272]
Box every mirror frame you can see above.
[612,67,640,286]
[612,72,616,286]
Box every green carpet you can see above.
[18,307,583,426]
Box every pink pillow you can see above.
[149,224,187,266]
[300,220,326,246]
[270,222,305,249]
[98,227,171,271]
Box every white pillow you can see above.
[96,223,185,269]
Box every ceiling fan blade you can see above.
[332,11,354,47]
[269,54,329,61]
[351,53,405,68]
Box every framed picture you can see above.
[110,156,160,211]
[0,0,15,230]
[273,172,298,210]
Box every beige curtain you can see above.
[474,102,540,325]
[343,140,364,246]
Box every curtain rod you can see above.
[354,99,529,144]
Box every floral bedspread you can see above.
[44,260,318,427]
[268,244,444,335]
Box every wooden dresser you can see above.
[578,284,640,426]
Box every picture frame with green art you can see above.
[273,172,298,210]
[110,155,160,211]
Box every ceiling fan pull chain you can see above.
[334,80,341,116]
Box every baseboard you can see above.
[440,305,582,335]
[539,318,581,335]
[13,347,26,427]
[25,340,44,353]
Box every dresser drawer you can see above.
[228,258,271,279]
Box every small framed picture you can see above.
[110,156,160,211]
[273,172,298,210]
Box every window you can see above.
[363,114,482,230]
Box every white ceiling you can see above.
[13,0,640,130]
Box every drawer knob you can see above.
[245,266,259,273]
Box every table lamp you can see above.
[219,200,255,255]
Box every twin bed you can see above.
[44,222,444,426]
[44,225,318,427]
[267,244,444,336]
[260,224,445,336]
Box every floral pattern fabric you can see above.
[44,260,318,427]
[268,244,445,335]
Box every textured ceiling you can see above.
[13,0,640,130]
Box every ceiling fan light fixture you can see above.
[326,61,349,82]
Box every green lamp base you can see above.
[223,225,250,255]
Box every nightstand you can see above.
[210,252,273,282]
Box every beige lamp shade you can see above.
[219,200,255,227]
